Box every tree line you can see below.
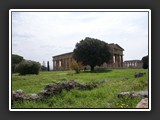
[12,54,50,75]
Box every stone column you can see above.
[117,55,120,68]
[119,55,121,67]
[53,60,55,70]
[115,54,118,68]
[53,60,56,70]
[63,58,66,70]
[121,55,123,67]
[134,61,135,67]
[56,60,59,70]
[62,58,65,70]
[61,59,63,69]
[67,58,69,69]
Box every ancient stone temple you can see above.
[52,43,124,70]
[123,60,143,68]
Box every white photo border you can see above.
[9,9,151,111]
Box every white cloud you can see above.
[11,10,149,69]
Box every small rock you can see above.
[28,93,40,100]
[136,98,148,108]
[118,90,148,98]
[99,79,109,84]
[12,89,27,101]
[132,91,148,98]
[134,72,146,78]
[44,84,54,90]
[117,92,130,98]
[37,90,47,97]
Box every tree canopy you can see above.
[142,55,148,69]
[73,37,112,71]
[12,54,24,72]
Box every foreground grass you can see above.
[12,68,148,109]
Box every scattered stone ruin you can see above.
[12,79,149,108]
[117,90,149,108]
[12,80,98,103]
[117,90,148,98]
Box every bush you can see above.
[142,55,148,69]
[41,65,47,71]
[15,60,41,75]
[69,60,84,74]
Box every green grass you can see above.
[12,68,148,109]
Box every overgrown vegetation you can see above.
[12,68,148,108]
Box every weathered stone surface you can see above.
[134,72,146,78]
[12,89,29,101]
[44,83,54,90]
[136,98,148,108]
[132,91,148,98]
[117,92,131,98]
[28,93,40,100]
[99,79,109,84]
[37,90,47,97]
[118,90,148,98]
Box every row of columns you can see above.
[53,58,73,70]
[112,54,123,68]
[124,61,142,68]
[53,54,124,70]
[53,54,123,70]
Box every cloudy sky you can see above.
[11,10,149,69]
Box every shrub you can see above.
[142,55,148,69]
[41,65,47,71]
[69,60,84,74]
[15,60,41,75]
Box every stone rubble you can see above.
[136,98,148,108]
[12,80,98,103]
[117,90,148,98]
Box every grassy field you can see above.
[12,68,148,109]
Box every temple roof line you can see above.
[53,43,124,58]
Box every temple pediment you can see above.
[109,43,124,51]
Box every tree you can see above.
[15,60,41,75]
[47,61,50,71]
[142,55,148,69]
[12,54,23,73]
[73,37,112,71]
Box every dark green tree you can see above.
[12,54,23,73]
[47,61,50,71]
[15,60,41,75]
[142,55,148,69]
[73,37,112,71]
